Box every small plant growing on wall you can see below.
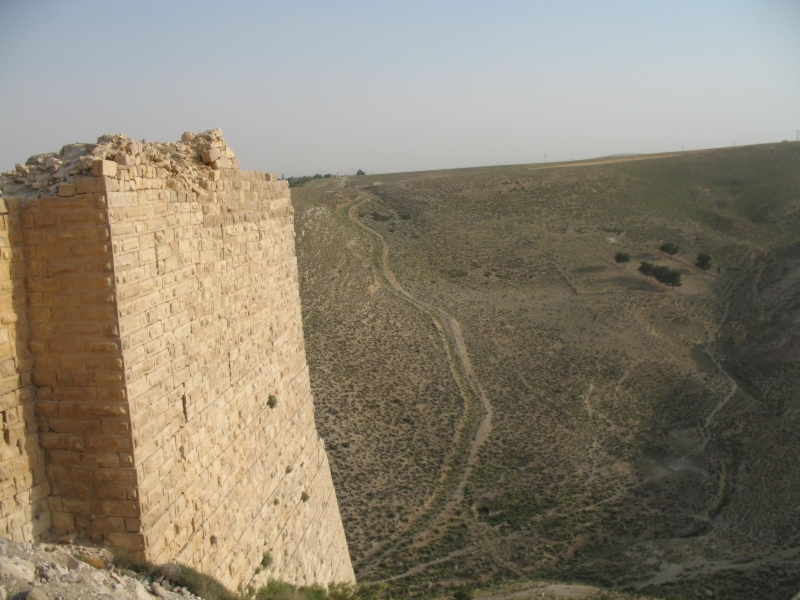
[301,491,309,503]
[267,394,278,409]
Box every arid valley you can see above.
[295,142,800,599]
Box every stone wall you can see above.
[0,197,49,543]
[22,182,136,551]
[0,130,355,589]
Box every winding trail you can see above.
[339,191,493,578]
[699,263,758,438]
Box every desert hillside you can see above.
[294,142,800,599]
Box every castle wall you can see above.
[0,198,49,543]
[21,187,139,548]
[105,163,353,587]
[0,131,354,589]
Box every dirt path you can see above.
[700,264,756,437]
[339,191,493,578]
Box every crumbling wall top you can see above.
[0,129,271,200]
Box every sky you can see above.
[1,0,798,176]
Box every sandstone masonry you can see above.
[0,130,355,589]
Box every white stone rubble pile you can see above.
[0,128,238,198]
[0,535,202,600]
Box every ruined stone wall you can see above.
[0,131,355,589]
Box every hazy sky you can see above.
[1,0,798,175]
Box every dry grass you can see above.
[294,142,800,599]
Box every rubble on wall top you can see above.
[0,128,266,198]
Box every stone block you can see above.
[58,183,77,197]
[98,499,140,517]
[50,511,74,530]
[76,177,99,194]
[105,531,145,550]
[97,177,120,192]
[115,153,137,166]
[201,149,220,164]
[98,484,127,500]
[91,160,118,177]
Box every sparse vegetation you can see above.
[268,394,278,409]
[614,252,631,264]
[255,581,383,600]
[159,562,182,583]
[111,548,157,577]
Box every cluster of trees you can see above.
[639,261,682,287]
[288,176,313,188]
[287,173,332,188]
[612,241,715,288]
[288,170,366,188]
[659,242,713,271]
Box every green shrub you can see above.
[659,241,680,255]
[614,252,631,264]
[256,580,306,600]
[267,394,278,409]
[327,583,384,600]
[695,252,712,270]
[453,586,475,600]
[299,586,328,600]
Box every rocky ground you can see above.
[0,535,197,600]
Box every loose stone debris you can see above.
[0,129,236,199]
[0,534,201,600]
